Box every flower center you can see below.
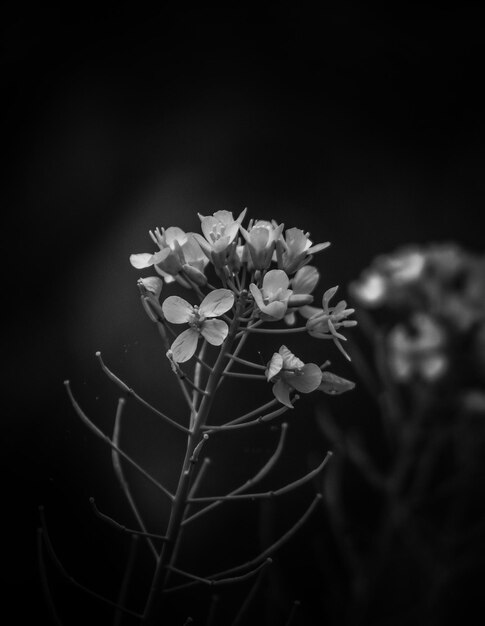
[188,305,205,330]
[209,224,225,243]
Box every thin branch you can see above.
[284,600,302,626]
[241,326,308,334]
[64,381,174,502]
[96,352,190,434]
[202,405,290,432]
[210,494,323,580]
[230,563,268,626]
[188,453,331,503]
[225,354,267,371]
[114,534,139,626]
[164,559,272,593]
[39,507,143,619]
[37,527,64,626]
[112,399,160,561]
[183,424,288,526]
[221,371,267,380]
[188,457,212,499]
[212,398,279,428]
[90,498,168,541]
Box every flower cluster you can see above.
[131,209,356,405]
[350,243,485,396]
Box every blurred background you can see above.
[2,7,484,625]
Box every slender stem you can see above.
[90,498,168,541]
[65,382,174,502]
[225,354,267,370]
[188,452,331,503]
[39,507,143,619]
[142,293,246,623]
[96,353,190,434]
[242,326,308,334]
[203,405,289,432]
[183,424,288,527]
[111,399,160,560]
[231,565,268,626]
[221,371,267,380]
[114,535,139,626]
[37,528,64,626]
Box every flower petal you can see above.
[278,346,305,370]
[163,227,188,248]
[261,301,287,320]
[249,283,265,310]
[266,352,284,381]
[199,289,235,317]
[289,363,322,393]
[272,380,293,408]
[162,296,194,323]
[263,269,290,297]
[201,319,229,345]
[322,286,339,310]
[130,253,155,269]
[170,328,199,362]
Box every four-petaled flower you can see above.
[162,289,235,362]
[194,209,246,268]
[130,227,207,284]
[249,270,293,321]
[276,227,330,274]
[303,286,357,360]
[265,345,323,408]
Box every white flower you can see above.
[130,227,207,284]
[265,345,322,408]
[162,289,235,362]
[276,227,330,274]
[249,270,293,321]
[240,220,284,270]
[388,313,447,382]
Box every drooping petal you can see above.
[319,371,356,394]
[139,276,163,298]
[170,328,199,362]
[263,269,290,298]
[289,364,323,393]
[130,253,156,269]
[272,379,293,408]
[162,296,194,324]
[299,305,322,319]
[201,319,229,346]
[266,352,284,381]
[199,289,235,317]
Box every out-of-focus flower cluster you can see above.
[350,243,485,407]
[131,209,356,405]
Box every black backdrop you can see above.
[2,8,484,625]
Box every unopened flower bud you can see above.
[182,264,208,286]
[287,294,314,308]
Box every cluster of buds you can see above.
[131,209,357,402]
[350,243,485,398]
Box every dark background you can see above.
[2,8,484,625]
